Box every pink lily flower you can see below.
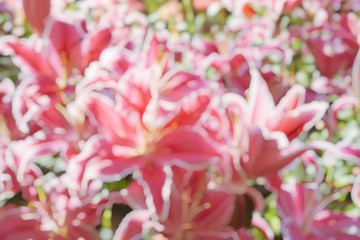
[240,126,306,179]
[67,63,219,202]
[0,140,45,202]
[3,16,111,134]
[246,70,328,140]
[0,174,119,240]
[277,181,360,239]
[114,167,254,240]
[210,70,326,189]
[0,78,41,142]
[0,79,47,201]
[113,209,152,240]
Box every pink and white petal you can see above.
[246,188,265,212]
[310,141,360,164]
[0,205,48,239]
[141,33,164,67]
[331,95,358,115]
[66,224,101,240]
[47,20,83,72]
[168,91,212,128]
[14,137,66,183]
[5,40,57,77]
[0,166,20,201]
[275,85,305,111]
[221,92,248,120]
[280,219,305,240]
[221,92,249,139]
[67,136,142,190]
[242,127,306,178]
[336,145,360,163]
[118,68,154,116]
[227,54,252,95]
[37,105,71,131]
[153,128,219,169]
[120,181,147,210]
[313,210,360,239]
[89,155,144,183]
[66,135,110,190]
[82,27,112,67]
[160,72,208,102]
[86,94,136,145]
[193,187,235,231]
[12,75,57,133]
[0,78,15,98]
[138,165,173,221]
[248,69,275,125]
[265,173,283,191]
[113,210,151,240]
[22,0,51,34]
[271,102,328,140]
[267,85,305,131]
[300,151,325,185]
[221,157,248,195]
[277,181,320,226]
[251,213,274,240]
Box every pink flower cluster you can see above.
[0,0,359,239]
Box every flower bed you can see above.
[0,1,359,239]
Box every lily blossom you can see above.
[67,64,220,214]
[277,181,360,239]
[2,16,111,134]
[114,166,254,240]
[246,70,328,140]
[0,173,120,240]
